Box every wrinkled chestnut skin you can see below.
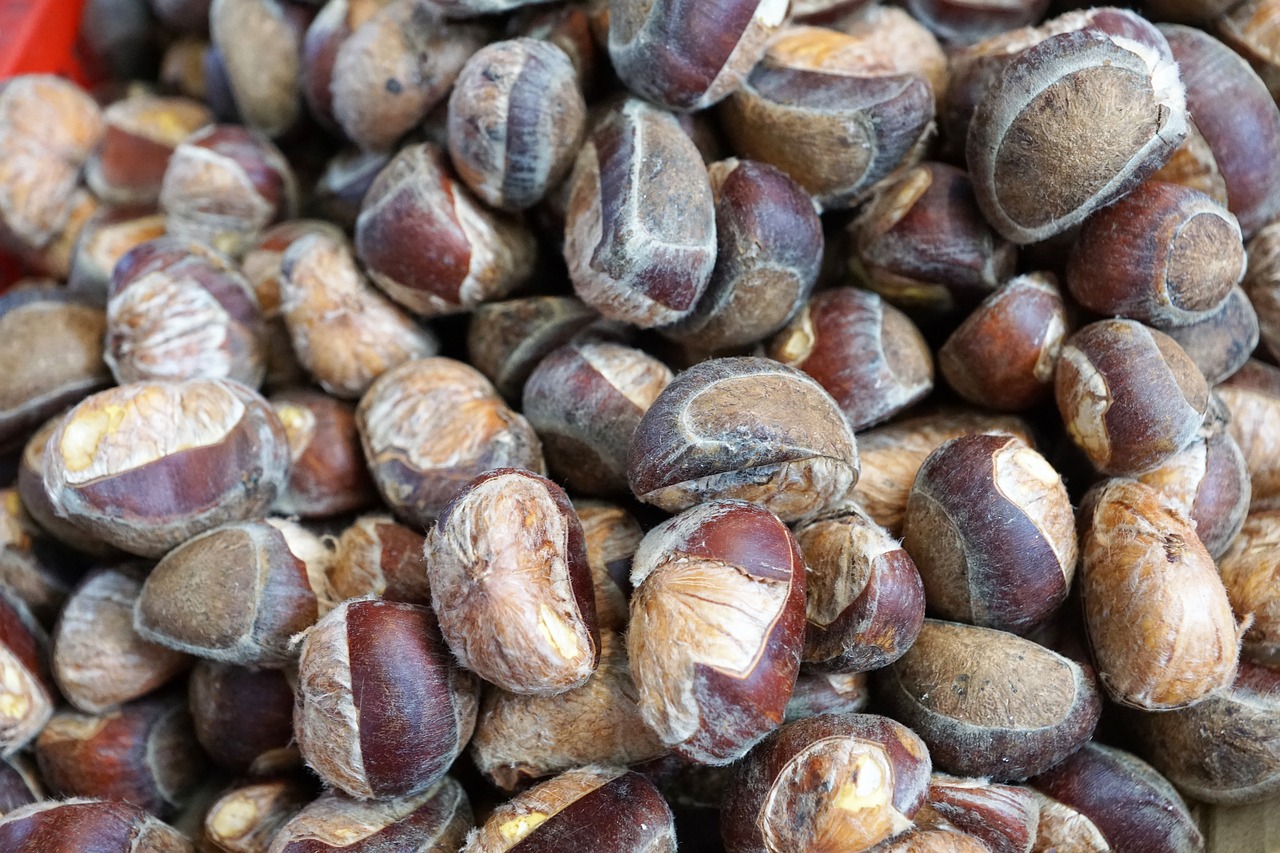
[271,389,376,518]
[295,599,479,800]
[1029,743,1204,853]
[628,357,859,523]
[1217,510,1280,666]
[927,775,1041,853]
[0,591,55,757]
[203,777,311,853]
[85,95,213,205]
[42,378,291,559]
[427,468,599,695]
[875,619,1101,781]
[0,799,194,853]
[723,713,932,853]
[795,506,925,673]
[328,514,431,605]
[1218,359,1280,509]
[902,434,1077,635]
[189,660,296,774]
[785,671,869,723]
[462,766,676,852]
[628,500,806,765]
[269,779,473,853]
[1079,479,1238,710]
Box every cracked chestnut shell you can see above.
[0,799,193,853]
[269,778,473,852]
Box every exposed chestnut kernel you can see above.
[0,799,194,853]
[0,286,110,451]
[448,39,587,211]
[328,513,431,605]
[794,505,925,673]
[785,672,869,723]
[0,485,88,620]
[0,755,41,816]
[1247,222,1280,361]
[0,76,103,253]
[967,26,1187,244]
[628,357,859,522]
[135,518,332,667]
[467,296,620,404]
[189,660,297,775]
[43,378,291,558]
[1066,182,1244,325]
[927,775,1040,853]
[523,341,672,496]
[470,631,665,791]
[1161,25,1280,238]
[203,777,311,853]
[628,500,805,764]
[939,273,1066,411]
[462,765,676,852]
[875,619,1101,781]
[1135,410,1250,559]
[1029,743,1203,853]
[330,0,486,153]
[1080,478,1238,710]
[106,236,268,388]
[34,692,206,817]
[270,390,375,518]
[722,713,931,853]
[279,230,439,400]
[209,0,310,138]
[1217,360,1280,509]
[662,158,822,351]
[1130,660,1280,805]
[903,434,1077,634]
[159,124,297,257]
[67,207,168,304]
[563,98,716,328]
[85,94,212,205]
[1217,510,1280,665]
[1055,319,1209,476]
[608,0,785,111]
[767,288,934,432]
[296,598,477,800]
[52,566,190,715]
[574,499,642,631]
[850,411,1034,536]
[310,147,389,231]
[847,162,1016,319]
[718,25,934,210]
[356,144,537,318]
[1152,285,1259,384]
[0,591,55,756]
[427,468,598,695]
[358,357,545,526]
[268,778,473,852]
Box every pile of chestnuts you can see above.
[1,0,1279,850]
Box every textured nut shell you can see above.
[1030,792,1109,853]
[927,775,1040,853]
[1218,360,1280,509]
[427,469,598,695]
[875,619,1101,780]
[0,486,88,619]
[1155,285,1259,384]
[575,500,641,632]
[189,660,296,774]
[1217,511,1280,665]
[69,209,168,303]
[210,0,305,138]
[785,672,869,722]
[329,514,431,605]
[628,500,806,764]
[0,594,54,757]
[271,390,375,518]
[1080,478,1238,710]
[1248,217,1280,363]
[627,356,859,522]
[85,95,212,205]
[204,778,311,853]
[0,798,194,853]
[43,379,291,558]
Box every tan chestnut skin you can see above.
[295,599,479,801]
[769,288,933,432]
[461,766,676,852]
[1218,359,1280,509]
[0,591,55,757]
[426,468,599,696]
[1065,181,1245,325]
[1055,319,1209,476]
[209,0,310,139]
[575,499,642,632]
[628,356,859,523]
[628,500,806,765]
[903,434,1078,635]
[0,799,194,853]
[522,341,672,496]
[1248,222,1280,362]
[203,777,311,853]
[563,98,716,329]
[271,389,376,518]
[795,505,925,673]
[940,273,1067,411]
[875,619,1102,781]
[268,779,473,853]
[67,207,168,305]
[1029,743,1203,853]
[189,660,297,774]
[1217,510,1280,666]
[927,775,1041,853]
[1079,478,1239,710]
[84,94,212,205]
[42,378,292,558]
[328,513,431,605]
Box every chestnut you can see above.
[271,389,376,518]
[427,468,599,695]
[67,207,168,304]
[189,660,297,775]
[294,599,479,800]
[203,777,310,853]
[0,755,41,817]
[0,799,194,852]
[0,591,55,757]
[785,672,869,723]
[1153,285,1259,384]
[627,500,805,764]
[1247,222,1280,362]
[310,147,389,231]
[268,779,473,852]
[1217,359,1280,509]
[575,499,642,631]
[875,619,1101,781]
[84,94,213,205]
[1217,510,1280,666]
[1,483,90,621]
[927,775,1041,853]
[209,0,310,138]
[628,357,859,522]
[328,514,431,606]
[1029,791,1108,852]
